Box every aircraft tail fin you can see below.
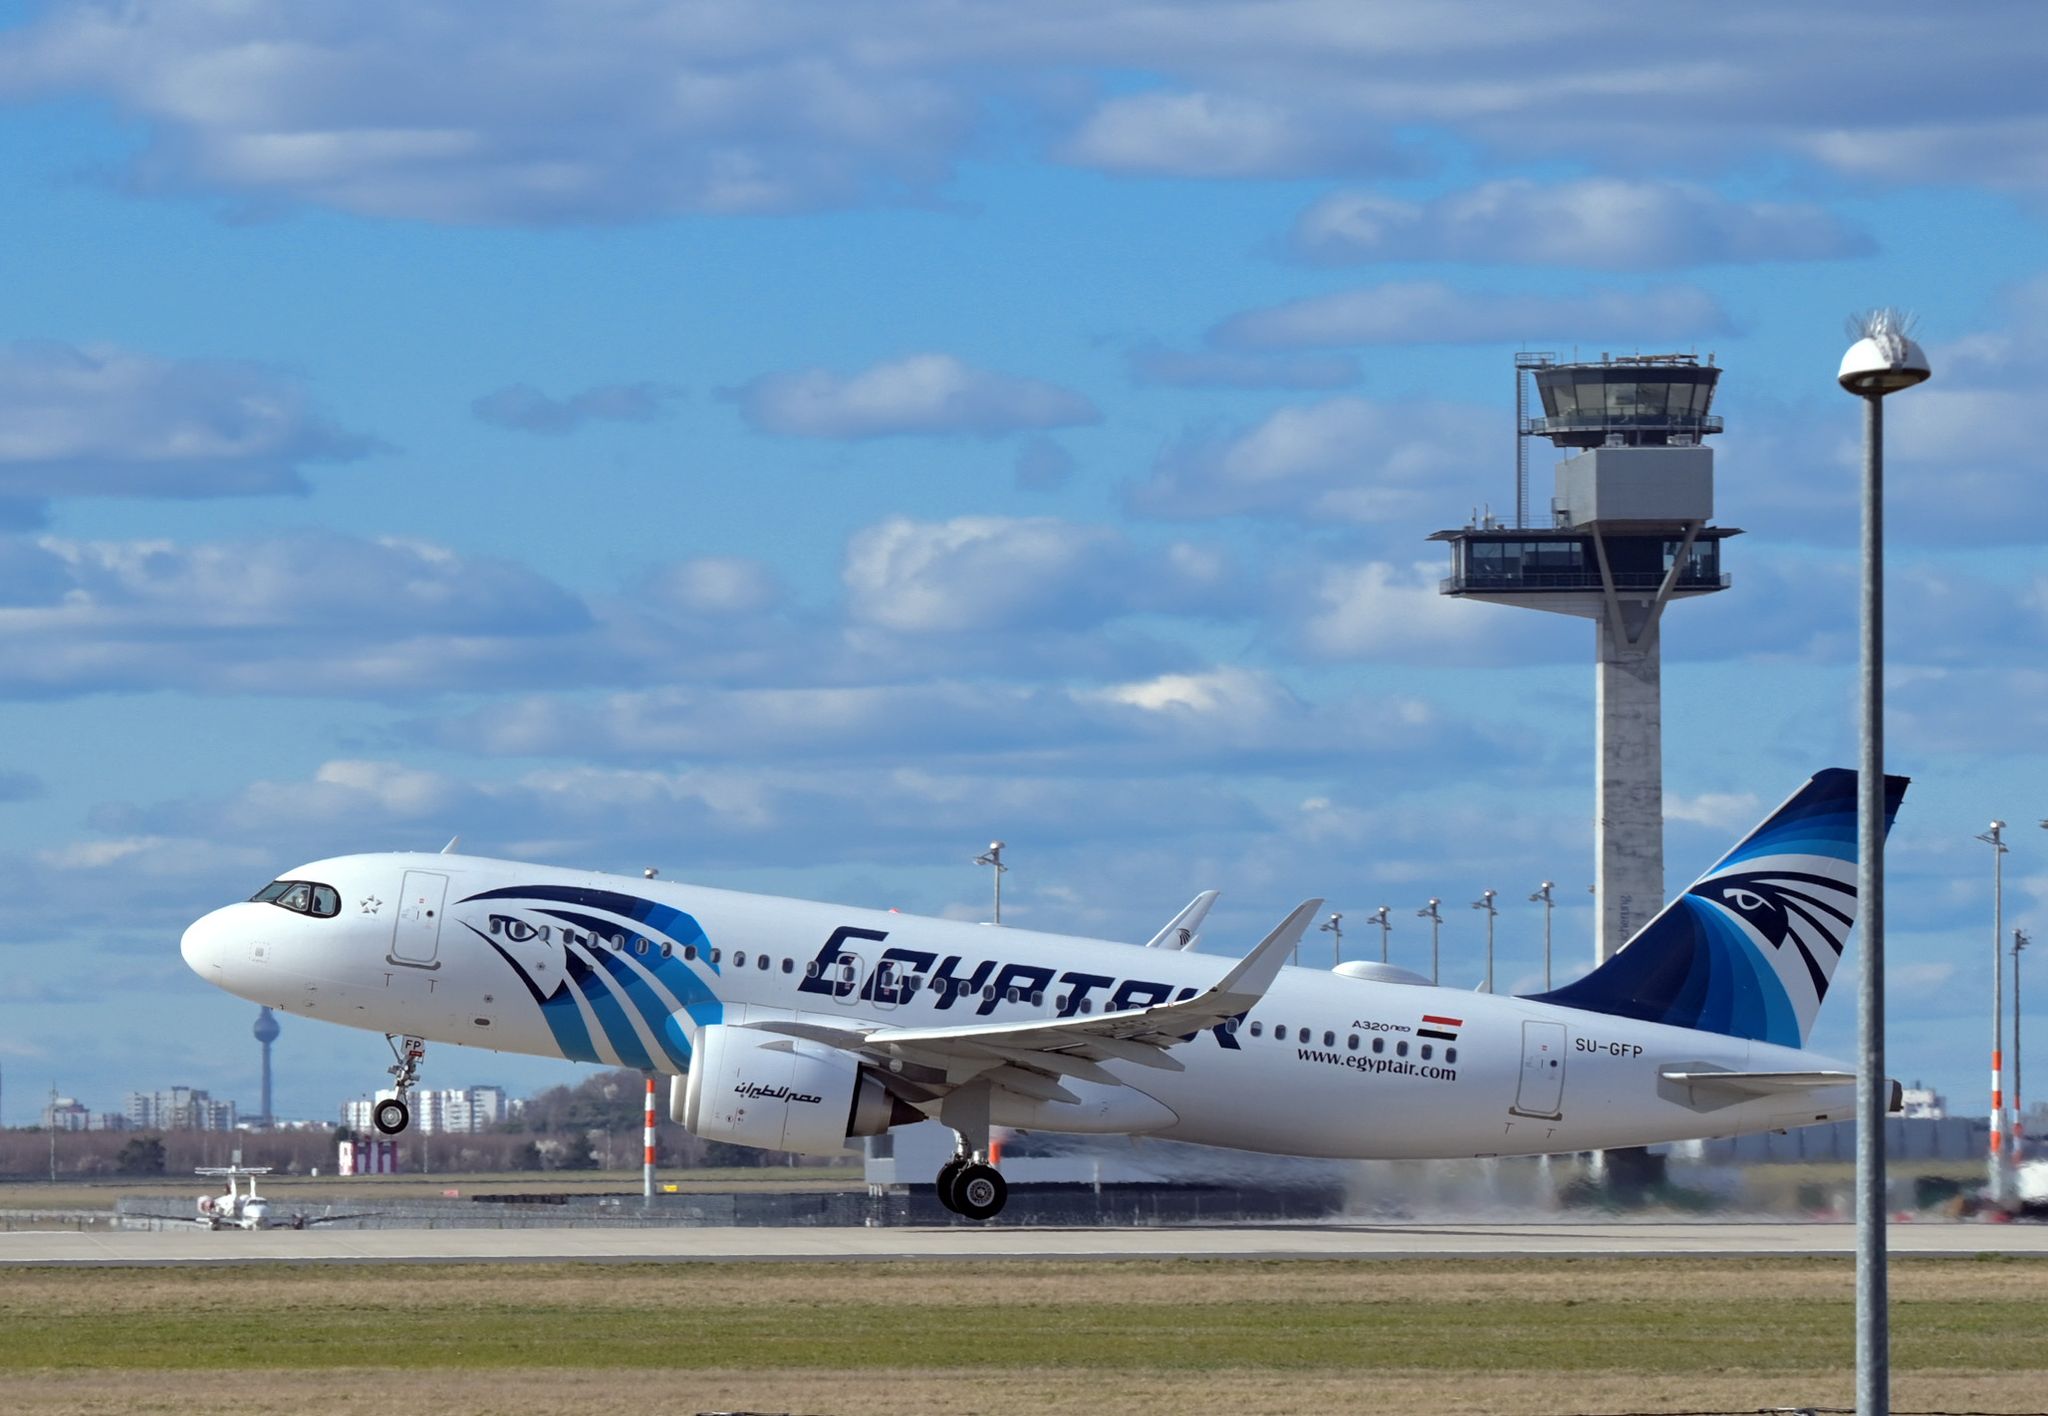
[1529,769,1908,1048]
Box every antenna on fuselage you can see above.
[440,836,460,855]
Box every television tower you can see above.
[1431,353,1736,964]
[253,1007,280,1127]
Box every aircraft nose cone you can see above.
[181,908,227,976]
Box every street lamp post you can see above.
[1471,890,1497,994]
[1367,906,1392,964]
[1979,821,2010,1203]
[972,841,1007,925]
[1530,881,1556,990]
[1319,913,1343,969]
[1416,899,1443,985]
[1839,307,1930,1416]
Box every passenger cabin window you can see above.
[250,879,340,918]
[1248,1020,1263,1037]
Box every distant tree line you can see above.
[0,1069,851,1178]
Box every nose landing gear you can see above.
[373,1034,426,1135]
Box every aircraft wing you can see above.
[274,1212,378,1229]
[1144,890,1219,950]
[747,899,1319,1105]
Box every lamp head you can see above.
[1838,309,1931,396]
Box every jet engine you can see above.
[673,1024,922,1157]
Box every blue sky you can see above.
[0,1,2043,1126]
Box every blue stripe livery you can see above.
[1530,769,1908,1047]
[460,884,725,1072]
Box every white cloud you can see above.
[1290,179,1870,269]
[2,3,2044,225]
[1061,89,1402,179]
[728,353,1098,439]
[1664,792,1761,831]
[471,381,680,434]
[1211,280,1733,348]
[841,515,1228,635]
[0,340,374,516]
[1012,436,1076,492]
[1127,395,1495,525]
[1293,559,1548,662]
[0,531,593,697]
[0,2,971,221]
[639,556,784,618]
[1126,345,1360,390]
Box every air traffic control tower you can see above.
[1429,353,1736,965]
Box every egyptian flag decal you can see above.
[1419,1013,1462,1042]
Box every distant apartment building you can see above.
[342,1086,512,1135]
[1899,1084,1946,1120]
[42,1096,90,1131]
[126,1086,237,1132]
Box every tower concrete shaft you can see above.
[1597,616,1664,960]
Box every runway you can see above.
[7,1220,2047,1266]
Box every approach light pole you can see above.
[973,841,1007,925]
[1839,307,1930,1416]
[1978,821,2010,1203]
[1367,906,1392,964]
[1530,882,1556,990]
[1471,890,1497,994]
[1417,899,1443,985]
[1319,913,1343,969]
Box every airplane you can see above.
[128,1166,376,1231]
[180,768,1905,1221]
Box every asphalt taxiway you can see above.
[6,1221,2047,1266]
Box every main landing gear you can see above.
[931,1078,1007,1221]
[373,1034,426,1135]
[934,1151,1008,1221]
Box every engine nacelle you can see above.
[673,1024,920,1157]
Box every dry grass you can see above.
[6,1369,2045,1416]
[5,1259,2047,1415]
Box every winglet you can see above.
[1145,889,1220,950]
[1211,898,1321,1002]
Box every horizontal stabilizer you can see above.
[1660,1067,1899,1113]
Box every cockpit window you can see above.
[249,880,342,919]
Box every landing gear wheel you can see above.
[372,1098,410,1135]
[934,1157,968,1214]
[950,1162,1007,1221]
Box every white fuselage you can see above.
[181,852,1855,1159]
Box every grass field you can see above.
[5,1257,2047,1415]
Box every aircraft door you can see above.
[389,871,448,969]
[1511,1020,1566,1118]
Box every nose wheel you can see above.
[374,1034,426,1135]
